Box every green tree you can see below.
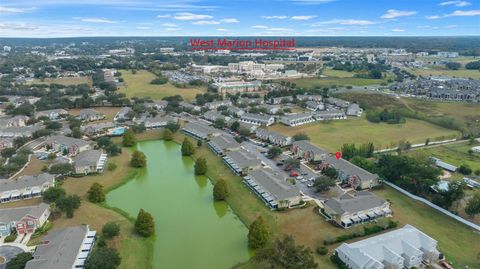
[323,167,338,179]
[181,138,195,156]
[465,193,480,218]
[130,150,147,168]
[57,195,81,218]
[49,163,73,175]
[293,133,310,141]
[85,247,121,269]
[1,148,16,158]
[230,121,240,132]
[166,121,180,133]
[6,252,33,269]
[194,157,208,175]
[43,187,66,203]
[102,222,120,239]
[88,183,106,203]
[314,176,336,193]
[267,146,282,159]
[213,118,225,129]
[254,236,317,269]
[248,216,269,249]
[164,128,173,141]
[213,179,229,201]
[122,129,136,147]
[458,164,472,175]
[134,209,155,237]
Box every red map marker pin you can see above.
[335,152,342,159]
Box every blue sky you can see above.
[0,0,479,37]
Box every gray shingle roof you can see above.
[73,150,102,167]
[25,226,90,269]
[248,168,300,201]
[46,135,90,148]
[324,191,386,215]
[0,173,54,192]
[225,148,260,169]
[0,203,49,223]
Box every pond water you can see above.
[107,140,250,269]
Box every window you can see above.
[17,223,24,228]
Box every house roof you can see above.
[0,173,54,192]
[0,203,49,223]
[183,121,220,137]
[248,168,300,201]
[208,135,239,150]
[326,155,378,182]
[45,135,90,148]
[25,226,90,269]
[225,148,259,169]
[79,108,103,118]
[324,191,387,215]
[241,113,273,122]
[336,224,438,268]
[292,140,327,156]
[73,150,102,167]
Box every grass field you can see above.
[322,69,356,78]
[119,69,206,101]
[288,76,388,89]
[28,76,92,86]
[269,115,459,152]
[408,68,480,79]
[413,141,480,172]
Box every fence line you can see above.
[384,181,480,232]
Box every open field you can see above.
[287,76,388,89]
[68,106,121,122]
[408,68,480,79]
[401,98,480,122]
[28,76,92,86]
[322,69,356,78]
[119,69,206,101]
[269,115,459,152]
[412,141,480,172]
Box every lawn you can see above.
[408,68,480,79]
[68,106,121,122]
[269,115,459,152]
[287,76,388,89]
[322,69,356,78]
[412,141,480,172]
[28,76,92,86]
[119,69,206,101]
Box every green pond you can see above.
[107,140,251,269]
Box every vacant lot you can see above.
[413,141,480,172]
[29,76,92,86]
[119,69,206,101]
[288,76,388,89]
[409,68,480,79]
[269,115,459,152]
[322,69,356,78]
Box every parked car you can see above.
[307,182,314,188]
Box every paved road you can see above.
[0,245,24,269]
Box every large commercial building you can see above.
[213,81,262,97]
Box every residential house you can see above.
[280,113,315,127]
[335,224,440,269]
[223,148,261,175]
[240,113,275,126]
[238,122,258,134]
[237,97,264,105]
[290,140,328,162]
[268,96,294,105]
[0,203,50,237]
[45,135,91,156]
[182,121,222,140]
[430,157,457,172]
[0,173,55,203]
[144,115,177,129]
[35,109,68,120]
[255,128,292,147]
[204,100,232,110]
[0,124,43,138]
[78,109,105,122]
[0,115,30,127]
[203,110,227,123]
[81,122,115,136]
[72,150,107,175]
[245,168,301,209]
[346,103,362,117]
[208,135,240,156]
[144,100,168,111]
[0,138,14,152]
[25,225,97,269]
[325,155,380,189]
[313,109,346,121]
[296,95,323,102]
[179,101,201,112]
[326,97,350,108]
[213,81,262,97]
[323,191,391,228]
[227,106,245,117]
[113,107,134,122]
[305,101,325,111]
[258,104,281,115]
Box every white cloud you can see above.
[252,25,268,29]
[313,19,377,26]
[156,14,171,18]
[173,12,212,20]
[161,23,177,27]
[439,1,471,7]
[426,15,441,19]
[291,15,317,20]
[445,24,457,28]
[221,18,239,23]
[192,20,220,25]
[136,26,151,30]
[73,17,119,23]
[446,9,480,16]
[165,28,181,31]
[216,28,228,31]
[392,28,405,32]
[381,9,417,19]
[261,15,288,19]
[416,25,431,29]
[0,6,36,14]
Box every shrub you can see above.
[316,246,328,256]
[102,222,120,239]
[107,162,117,171]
